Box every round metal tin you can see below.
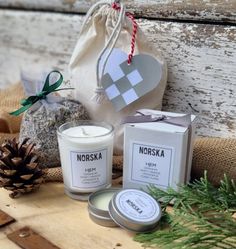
[109,189,162,232]
[88,188,120,227]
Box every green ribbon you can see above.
[10,70,64,116]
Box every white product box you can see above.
[123,109,197,191]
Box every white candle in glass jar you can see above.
[57,121,114,201]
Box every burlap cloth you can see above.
[192,138,236,185]
[0,83,23,135]
[0,84,235,186]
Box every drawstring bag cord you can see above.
[91,0,137,104]
[92,1,125,103]
[112,2,138,65]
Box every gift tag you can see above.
[100,48,162,111]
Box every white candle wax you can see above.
[57,122,114,200]
[63,126,109,139]
[91,191,115,211]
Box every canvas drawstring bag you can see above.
[69,0,167,155]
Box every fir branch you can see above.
[135,172,236,249]
[136,211,236,249]
[148,171,236,213]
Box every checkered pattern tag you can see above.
[100,49,162,111]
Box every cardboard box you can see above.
[123,109,197,191]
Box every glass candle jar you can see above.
[57,121,114,200]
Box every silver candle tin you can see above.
[88,188,162,232]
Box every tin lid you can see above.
[108,189,162,232]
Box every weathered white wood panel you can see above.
[0,0,235,23]
[0,10,235,138]
[0,10,80,87]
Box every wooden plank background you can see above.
[0,0,235,23]
[0,1,235,139]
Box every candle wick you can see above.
[81,127,89,136]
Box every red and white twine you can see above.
[112,2,138,64]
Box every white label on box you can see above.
[70,148,107,189]
[130,142,174,188]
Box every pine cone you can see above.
[0,138,47,198]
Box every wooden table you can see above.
[0,183,143,249]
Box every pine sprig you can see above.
[136,211,236,249]
[148,171,236,213]
[135,172,236,249]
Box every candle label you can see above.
[130,141,174,188]
[70,148,107,189]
